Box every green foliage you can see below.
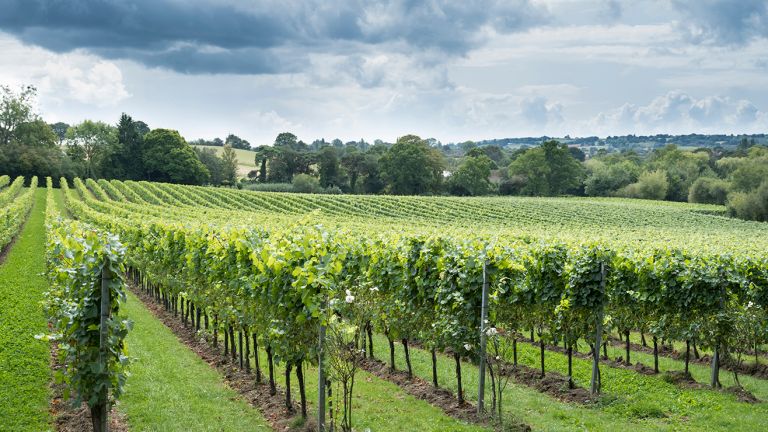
[65,120,119,179]
[727,181,768,222]
[507,140,584,196]
[584,158,641,197]
[448,154,495,196]
[688,177,730,205]
[618,169,668,200]
[647,145,712,201]
[43,214,132,411]
[292,173,322,193]
[142,129,210,185]
[221,144,239,185]
[0,84,37,146]
[380,134,445,195]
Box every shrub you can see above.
[292,174,322,194]
[688,177,730,205]
[618,169,668,200]
[727,181,768,221]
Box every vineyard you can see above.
[2,176,768,431]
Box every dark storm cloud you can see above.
[672,0,768,45]
[0,0,548,75]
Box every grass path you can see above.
[0,189,51,431]
[119,290,272,431]
[373,333,768,432]
[200,326,489,431]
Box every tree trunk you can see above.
[602,340,608,359]
[693,339,700,360]
[253,334,261,383]
[540,339,545,378]
[285,363,294,413]
[431,348,439,387]
[204,312,209,330]
[387,334,396,371]
[224,324,229,356]
[653,336,659,373]
[454,352,464,405]
[402,339,413,378]
[90,404,107,432]
[244,330,251,373]
[213,315,218,349]
[296,360,307,418]
[567,342,574,389]
[685,339,690,375]
[530,329,534,342]
[513,338,518,366]
[625,330,631,365]
[367,323,374,359]
[267,345,276,395]
[196,307,201,332]
[238,331,244,369]
[641,331,648,347]
[229,327,236,361]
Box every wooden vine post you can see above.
[477,258,490,414]
[96,259,113,432]
[590,262,606,395]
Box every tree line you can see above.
[1,83,766,221]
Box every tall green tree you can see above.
[65,120,118,178]
[49,122,70,144]
[447,154,495,196]
[380,135,445,195]
[221,144,239,185]
[142,129,209,185]
[507,140,584,196]
[225,133,251,150]
[0,84,37,146]
[341,149,366,192]
[194,147,225,185]
[318,146,343,188]
[116,113,146,180]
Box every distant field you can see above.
[192,145,257,176]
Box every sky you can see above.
[0,0,766,145]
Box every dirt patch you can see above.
[359,357,530,432]
[49,342,129,432]
[725,386,760,404]
[130,285,311,432]
[501,364,595,405]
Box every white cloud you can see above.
[0,33,130,109]
[590,91,768,134]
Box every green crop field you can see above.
[3,176,768,431]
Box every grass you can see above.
[0,189,52,431]
[370,333,768,431]
[216,330,489,431]
[119,290,272,431]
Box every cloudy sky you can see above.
[1,0,766,145]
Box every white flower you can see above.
[370,286,380,293]
[747,301,754,309]
[464,343,472,351]
[485,327,498,337]
[345,290,355,303]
